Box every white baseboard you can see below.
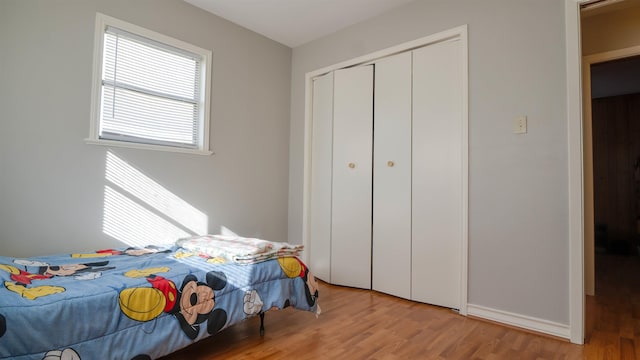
[467,304,570,340]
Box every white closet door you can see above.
[331,65,373,289]
[412,40,463,309]
[309,73,334,282]
[372,52,412,299]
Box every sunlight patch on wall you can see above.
[103,151,208,248]
[103,186,191,247]
[105,151,207,235]
[220,226,239,237]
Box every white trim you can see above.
[201,44,213,153]
[459,27,469,317]
[84,138,214,156]
[301,59,314,266]
[468,304,571,340]
[88,12,213,154]
[88,13,105,145]
[565,0,589,345]
[306,25,466,80]
[302,24,469,315]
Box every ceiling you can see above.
[581,0,640,17]
[183,0,416,48]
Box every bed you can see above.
[0,236,320,360]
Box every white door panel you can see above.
[372,52,412,299]
[411,40,463,309]
[331,65,374,289]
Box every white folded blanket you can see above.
[176,235,303,264]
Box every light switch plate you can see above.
[513,116,527,134]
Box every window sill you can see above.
[85,138,214,156]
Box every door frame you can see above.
[583,44,640,299]
[301,25,469,315]
[564,0,589,345]
[566,0,640,344]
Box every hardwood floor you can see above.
[161,283,578,359]
[161,254,640,359]
[583,254,640,360]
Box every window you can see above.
[88,13,212,155]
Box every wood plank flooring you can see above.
[161,253,640,359]
[583,254,640,360]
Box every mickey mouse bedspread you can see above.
[0,245,319,360]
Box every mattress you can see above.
[0,244,319,359]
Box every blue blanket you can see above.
[0,245,319,359]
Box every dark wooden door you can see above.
[592,93,640,255]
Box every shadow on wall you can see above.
[102,151,208,247]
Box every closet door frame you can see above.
[303,25,469,315]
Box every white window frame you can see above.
[87,13,213,155]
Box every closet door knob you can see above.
[348,163,356,169]
[387,161,395,167]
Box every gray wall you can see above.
[288,0,569,325]
[0,0,292,257]
[0,0,572,327]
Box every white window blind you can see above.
[100,26,202,149]
[89,14,212,154]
